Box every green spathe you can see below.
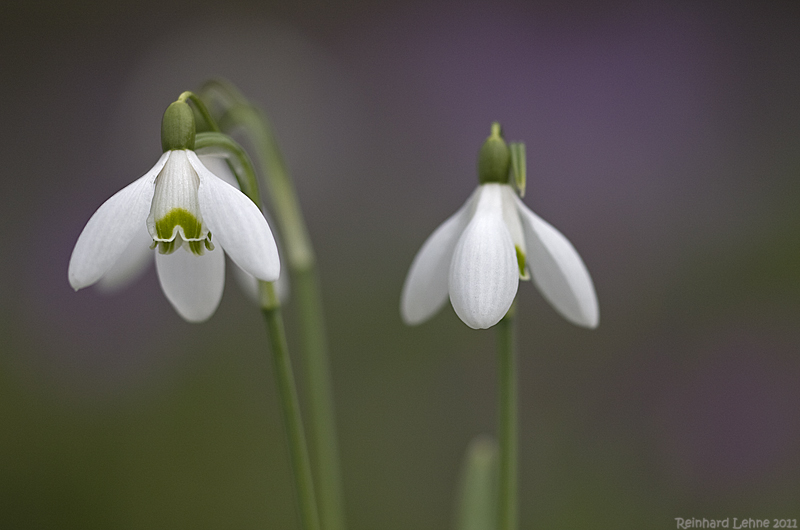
[161,101,196,152]
[478,122,511,184]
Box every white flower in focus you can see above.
[92,154,289,303]
[68,149,280,322]
[400,125,598,330]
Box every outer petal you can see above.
[400,189,478,325]
[96,223,154,292]
[189,151,280,282]
[199,153,290,303]
[515,196,599,328]
[68,152,169,290]
[155,246,225,323]
[449,184,519,329]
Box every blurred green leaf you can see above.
[455,435,498,530]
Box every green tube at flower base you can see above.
[478,122,511,185]
[161,100,196,152]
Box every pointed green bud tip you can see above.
[478,122,511,184]
[161,100,196,152]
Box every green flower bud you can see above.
[478,122,511,184]
[161,100,196,152]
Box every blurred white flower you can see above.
[400,182,598,330]
[68,149,280,322]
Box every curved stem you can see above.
[497,304,518,530]
[194,132,261,207]
[178,91,221,133]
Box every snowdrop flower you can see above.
[92,153,289,304]
[68,100,280,322]
[400,124,598,330]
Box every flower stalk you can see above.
[194,132,260,203]
[177,90,221,133]
[496,303,517,530]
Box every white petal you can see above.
[68,152,169,290]
[96,224,154,292]
[147,150,206,242]
[400,189,478,325]
[198,153,290,304]
[197,154,239,187]
[500,185,526,253]
[515,197,599,328]
[155,246,225,323]
[189,151,280,282]
[449,184,519,329]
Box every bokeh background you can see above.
[2,0,800,528]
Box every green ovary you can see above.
[154,208,207,256]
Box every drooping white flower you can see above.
[68,148,280,322]
[400,125,598,330]
[91,153,289,304]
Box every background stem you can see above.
[294,266,346,530]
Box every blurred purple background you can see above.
[2,0,799,528]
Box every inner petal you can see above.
[501,185,528,278]
[155,208,203,241]
[147,150,210,255]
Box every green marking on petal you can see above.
[155,208,203,241]
[188,240,205,255]
[158,239,180,255]
[515,245,530,280]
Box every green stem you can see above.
[204,82,346,530]
[194,132,260,206]
[293,267,345,530]
[497,305,517,530]
[260,282,321,530]
[178,91,221,133]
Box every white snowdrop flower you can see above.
[68,100,280,322]
[400,124,598,330]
